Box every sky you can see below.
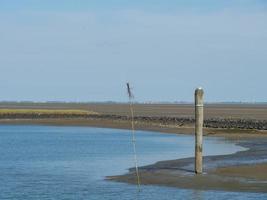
[0,0,267,102]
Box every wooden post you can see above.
[195,88,204,174]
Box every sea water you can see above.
[0,125,266,200]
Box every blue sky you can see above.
[0,0,266,11]
[0,1,267,102]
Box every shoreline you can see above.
[0,118,267,193]
[1,118,267,136]
[108,135,267,193]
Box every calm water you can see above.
[0,125,266,200]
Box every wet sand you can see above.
[108,136,267,193]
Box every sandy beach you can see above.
[0,103,267,193]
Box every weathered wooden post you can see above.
[195,87,204,174]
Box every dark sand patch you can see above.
[212,163,267,181]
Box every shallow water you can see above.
[0,125,266,199]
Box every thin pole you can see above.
[127,83,141,191]
[195,88,204,174]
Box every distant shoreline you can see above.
[1,117,267,135]
[0,111,267,135]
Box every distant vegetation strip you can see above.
[0,109,98,117]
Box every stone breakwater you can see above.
[106,115,267,130]
[0,113,267,131]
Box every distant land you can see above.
[0,102,267,134]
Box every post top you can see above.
[195,88,204,105]
[195,87,204,95]
[195,87,203,91]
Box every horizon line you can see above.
[0,101,267,105]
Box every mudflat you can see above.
[108,135,267,193]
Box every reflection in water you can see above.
[192,190,204,200]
